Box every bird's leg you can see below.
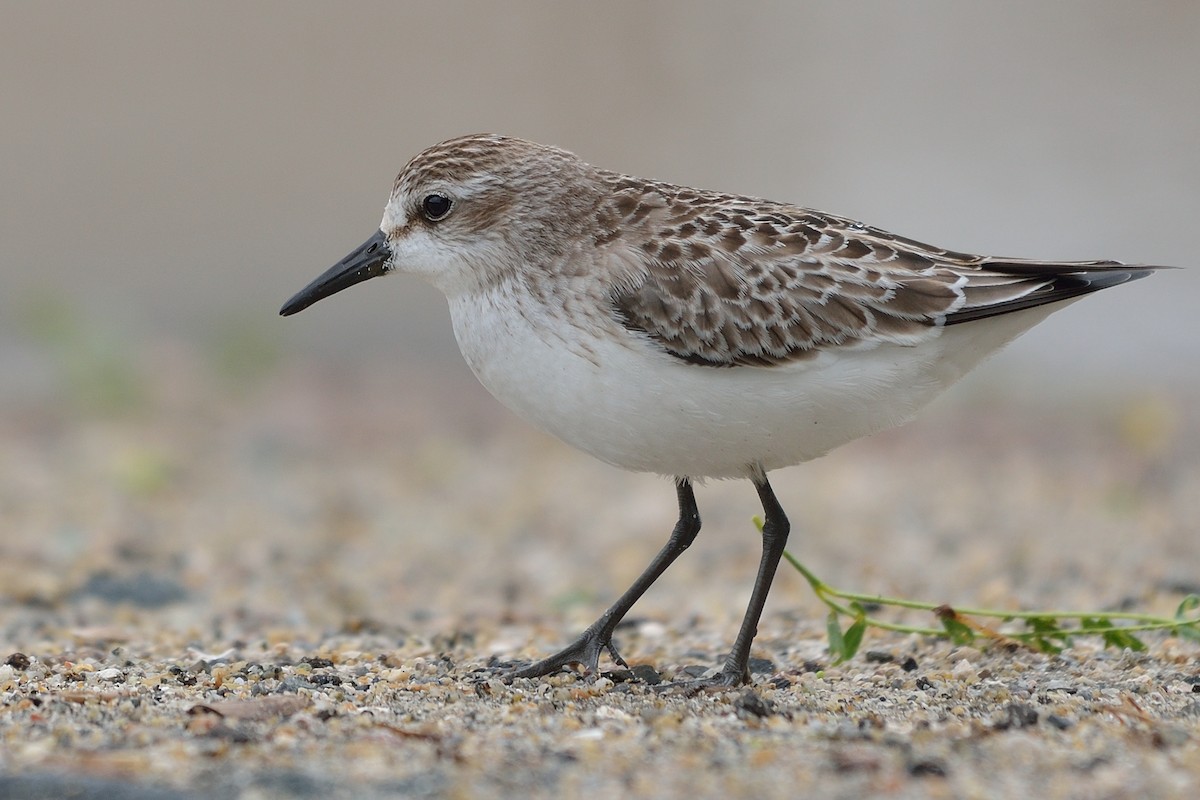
[507,478,701,680]
[700,474,791,688]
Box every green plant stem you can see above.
[783,550,1200,639]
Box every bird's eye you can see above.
[421,194,453,221]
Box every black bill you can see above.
[279,229,391,316]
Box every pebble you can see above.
[1,359,1196,798]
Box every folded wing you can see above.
[607,196,1156,367]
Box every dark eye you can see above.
[421,193,453,221]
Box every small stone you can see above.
[994,702,1038,730]
[907,757,947,777]
[734,689,775,719]
[5,653,31,670]
[278,676,316,692]
[602,668,635,683]
[310,673,342,686]
[630,664,663,685]
[951,659,978,682]
[302,657,334,669]
[747,657,775,675]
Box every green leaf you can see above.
[1175,594,1200,621]
[839,603,868,663]
[1080,616,1113,631]
[826,609,846,661]
[841,621,866,662]
[1024,616,1071,653]
[1101,629,1147,651]
[940,616,975,646]
[1026,616,1065,635]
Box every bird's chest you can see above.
[447,285,627,435]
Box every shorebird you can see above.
[281,134,1160,686]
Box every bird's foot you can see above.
[506,622,627,681]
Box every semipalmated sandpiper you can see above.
[281,134,1162,687]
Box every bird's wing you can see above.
[603,187,1153,367]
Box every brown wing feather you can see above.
[603,178,1156,367]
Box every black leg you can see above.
[508,478,701,679]
[712,474,790,686]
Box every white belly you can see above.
[448,289,1065,479]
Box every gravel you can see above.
[1,348,1197,798]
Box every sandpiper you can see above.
[281,134,1161,686]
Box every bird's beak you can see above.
[279,229,391,316]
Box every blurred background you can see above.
[1,2,1197,640]
[2,1,1197,387]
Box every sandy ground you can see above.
[1,344,1198,799]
